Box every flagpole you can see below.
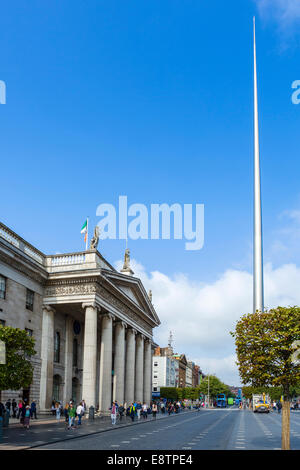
[86,217,89,251]
[253,17,264,313]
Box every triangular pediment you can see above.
[101,269,160,326]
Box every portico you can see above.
[0,222,160,413]
[39,250,160,413]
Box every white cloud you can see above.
[115,258,300,387]
[255,0,300,29]
[268,207,300,263]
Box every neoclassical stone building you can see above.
[0,222,160,412]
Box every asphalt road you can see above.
[36,408,300,451]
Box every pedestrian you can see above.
[51,401,56,416]
[12,399,17,418]
[136,401,142,420]
[23,405,31,429]
[110,402,117,425]
[129,403,135,422]
[67,403,76,429]
[20,402,26,426]
[5,399,11,417]
[17,399,23,419]
[168,403,173,415]
[0,402,5,417]
[276,401,282,414]
[81,399,86,420]
[64,403,69,423]
[142,402,148,419]
[30,401,37,419]
[152,402,158,420]
[55,402,61,420]
[68,403,76,429]
[160,401,165,414]
[76,402,84,425]
[118,404,125,422]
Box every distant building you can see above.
[152,355,176,393]
[152,345,176,393]
[172,354,187,388]
[186,361,193,388]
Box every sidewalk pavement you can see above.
[0,409,196,450]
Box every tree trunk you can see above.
[281,400,290,450]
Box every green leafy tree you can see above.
[231,306,300,450]
[0,326,36,392]
[198,375,230,400]
[159,387,178,400]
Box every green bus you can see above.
[227,397,234,406]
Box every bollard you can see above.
[88,406,94,420]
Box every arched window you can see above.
[54,331,60,363]
[73,338,78,367]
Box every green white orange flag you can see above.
[81,219,88,244]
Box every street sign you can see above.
[0,340,5,364]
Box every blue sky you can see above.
[1,0,300,385]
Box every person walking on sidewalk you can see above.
[17,400,23,419]
[276,401,282,414]
[30,401,37,419]
[20,402,26,426]
[129,403,135,422]
[110,402,118,425]
[76,402,84,426]
[152,402,158,420]
[12,399,17,418]
[64,403,69,423]
[81,399,87,420]
[136,401,142,420]
[5,399,11,417]
[118,404,125,422]
[55,402,61,420]
[23,405,31,429]
[142,403,148,419]
[67,403,76,429]
[168,403,174,415]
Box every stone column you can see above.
[125,328,136,406]
[113,321,126,404]
[39,305,55,411]
[143,339,152,405]
[99,313,114,413]
[82,303,98,409]
[135,334,144,403]
[63,316,73,404]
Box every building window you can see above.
[26,289,34,311]
[25,328,33,337]
[53,374,62,402]
[153,387,157,391]
[154,362,158,367]
[0,276,6,299]
[73,338,78,367]
[154,375,158,378]
[54,331,60,363]
[0,319,5,326]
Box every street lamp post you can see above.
[207,374,210,408]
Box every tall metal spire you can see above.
[253,17,264,313]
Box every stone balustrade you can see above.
[0,222,45,265]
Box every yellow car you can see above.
[254,399,270,413]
